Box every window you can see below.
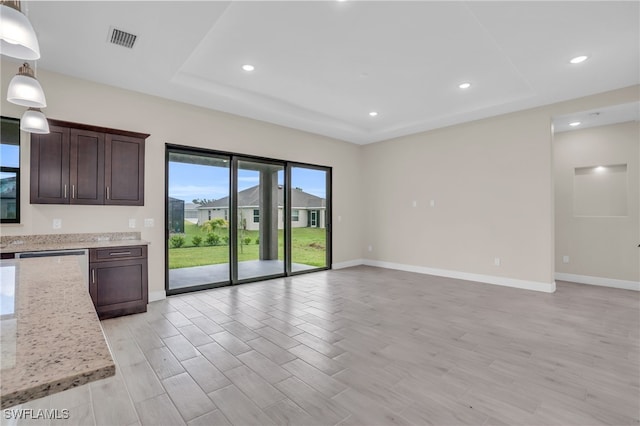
[208,210,211,220]
[253,209,260,223]
[292,209,300,221]
[1,117,20,223]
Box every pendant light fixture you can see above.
[20,107,49,133]
[0,0,40,60]
[7,62,46,107]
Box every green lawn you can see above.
[168,222,326,269]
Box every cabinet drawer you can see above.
[90,245,146,262]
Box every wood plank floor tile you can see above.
[162,373,217,421]
[208,385,276,426]
[236,350,292,384]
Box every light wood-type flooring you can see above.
[8,266,640,425]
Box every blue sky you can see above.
[168,162,327,202]
[0,144,19,168]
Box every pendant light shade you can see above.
[21,107,49,134]
[0,2,40,60]
[7,62,46,107]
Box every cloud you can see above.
[169,185,229,200]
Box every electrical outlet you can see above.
[368,245,373,252]
[494,257,501,266]
[430,200,435,207]
[129,218,136,228]
[144,218,154,228]
[52,219,62,229]
[563,255,570,264]
[338,215,342,222]
[412,200,417,208]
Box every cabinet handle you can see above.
[106,186,110,200]
[64,184,67,199]
[91,269,95,284]
[109,251,131,256]
[72,185,75,199]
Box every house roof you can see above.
[200,185,325,209]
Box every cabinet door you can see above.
[90,258,148,319]
[105,134,144,206]
[30,125,70,204]
[70,129,105,205]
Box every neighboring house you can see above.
[168,197,185,233]
[197,185,326,231]
[184,203,201,224]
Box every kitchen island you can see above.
[0,255,115,409]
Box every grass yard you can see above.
[168,222,326,269]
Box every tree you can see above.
[192,198,214,205]
[202,218,228,234]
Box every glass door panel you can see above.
[290,166,328,272]
[167,151,230,291]
[236,159,285,281]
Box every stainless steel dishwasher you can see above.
[16,249,89,287]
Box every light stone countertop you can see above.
[0,232,149,254]
[0,256,116,409]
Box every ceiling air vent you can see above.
[109,28,137,49]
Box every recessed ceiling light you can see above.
[369,111,378,117]
[458,82,472,89]
[242,64,255,72]
[569,55,588,64]
[569,121,581,127]
[595,166,605,173]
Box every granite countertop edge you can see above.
[0,239,150,254]
[1,364,116,410]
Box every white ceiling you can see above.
[23,1,640,144]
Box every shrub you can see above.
[243,237,252,245]
[206,233,221,246]
[222,236,230,245]
[191,236,202,247]
[255,237,260,245]
[170,235,185,248]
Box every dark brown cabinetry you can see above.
[30,120,148,206]
[89,246,148,319]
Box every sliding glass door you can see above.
[166,146,331,294]
[235,159,285,281]
[289,165,330,273]
[167,150,230,291]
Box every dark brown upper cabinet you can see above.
[105,134,144,205]
[30,120,148,206]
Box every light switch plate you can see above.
[144,218,154,228]
[129,218,136,228]
[52,219,62,229]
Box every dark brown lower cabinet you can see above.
[89,246,148,319]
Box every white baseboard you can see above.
[149,290,167,302]
[363,259,556,293]
[555,272,640,291]
[332,259,365,269]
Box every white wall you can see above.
[1,60,364,299]
[361,86,639,292]
[554,121,639,284]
